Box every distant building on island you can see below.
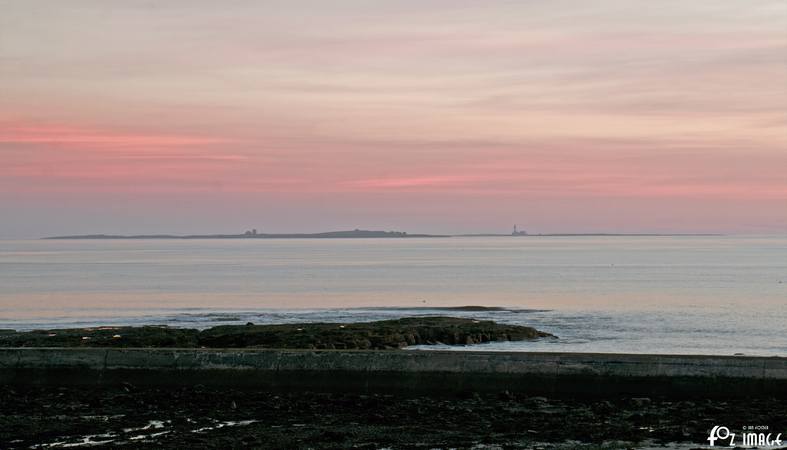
[512,225,528,236]
[244,229,258,236]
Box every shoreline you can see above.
[5,383,784,449]
[2,348,786,448]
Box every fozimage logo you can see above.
[707,425,783,447]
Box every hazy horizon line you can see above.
[13,228,776,241]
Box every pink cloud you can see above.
[4,120,785,203]
[345,175,484,189]
[0,123,237,148]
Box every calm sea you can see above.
[1,236,785,356]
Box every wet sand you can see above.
[2,384,785,449]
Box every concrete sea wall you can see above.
[1,348,786,397]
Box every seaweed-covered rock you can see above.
[0,326,199,348]
[0,317,553,350]
[198,317,553,349]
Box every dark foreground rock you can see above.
[0,317,553,350]
[2,385,785,449]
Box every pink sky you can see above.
[1,1,786,237]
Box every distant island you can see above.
[457,225,722,237]
[44,229,448,239]
[44,229,722,239]
[458,233,723,237]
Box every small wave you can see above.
[169,315,243,322]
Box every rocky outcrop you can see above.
[0,317,553,350]
[199,317,553,349]
[0,326,199,348]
